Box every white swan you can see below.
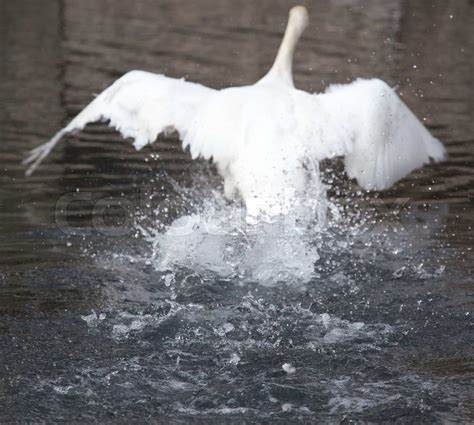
[24,6,445,216]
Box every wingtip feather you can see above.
[23,129,68,176]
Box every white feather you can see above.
[317,78,446,190]
[23,71,215,175]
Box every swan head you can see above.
[289,6,309,35]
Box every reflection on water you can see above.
[0,0,473,422]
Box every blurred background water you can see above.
[0,0,473,422]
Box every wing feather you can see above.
[23,70,215,175]
[317,78,445,190]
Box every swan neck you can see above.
[264,11,307,86]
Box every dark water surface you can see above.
[1,0,473,422]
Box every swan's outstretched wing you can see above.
[23,70,216,175]
[317,78,446,190]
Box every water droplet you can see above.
[282,363,296,374]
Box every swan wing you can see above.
[23,70,216,175]
[317,78,446,190]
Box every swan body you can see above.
[24,6,445,216]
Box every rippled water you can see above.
[1,0,473,422]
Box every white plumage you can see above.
[24,6,445,215]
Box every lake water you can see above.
[0,0,473,422]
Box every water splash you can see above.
[134,163,355,285]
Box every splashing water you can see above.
[135,162,349,285]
